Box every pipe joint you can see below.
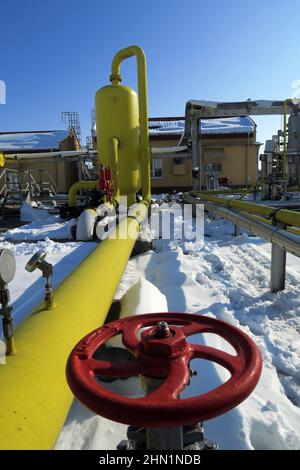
[109,73,122,84]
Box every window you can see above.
[150,159,163,178]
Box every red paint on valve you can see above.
[66,313,262,428]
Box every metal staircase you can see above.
[0,168,59,219]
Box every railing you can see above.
[0,168,58,202]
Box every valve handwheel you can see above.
[66,313,262,427]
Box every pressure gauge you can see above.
[25,249,47,273]
[0,249,16,284]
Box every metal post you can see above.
[28,171,32,199]
[142,376,183,450]
[234,224,240,236]
[271,220,286,293]
[191,118,200,192]
[146,426,183,450]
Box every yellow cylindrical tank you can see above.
[95,84,140,204]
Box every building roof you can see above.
[0,130,70,152]
[149,116,256,136]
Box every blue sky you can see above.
[0,0,299,146]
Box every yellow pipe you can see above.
[68,180,98,207]
[111,45,151,205]
[192,192,300,228]
[239,210,300,236]
[0,203,147,450]
[110,137,120,204]
[192,192,274,217]
[197,188,257,196]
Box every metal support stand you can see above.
[0,249,17,355]
[271,220,286,293]
[191,118,200,193]
[234,224,240,237]
[25,250,56,309]
[0,283,16,355]
[146,426,183,450]
[142,375,183,450]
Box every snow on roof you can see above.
[149,117,255,136]
[0,130,70,151]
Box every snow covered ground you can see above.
[1,204,300,450]
[57,214,300,451]
[4,203,77,241]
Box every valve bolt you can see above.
[155,321,171,338]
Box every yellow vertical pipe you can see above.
[0,204,147,449]
[110,45,151,205]
[110,137,120,204]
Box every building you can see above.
[149,116,260,192]
[0,129,81,193]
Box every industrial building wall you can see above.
[221,144,258,186]
[150,135,259,190]
[151,157,192,191]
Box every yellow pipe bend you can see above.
[68,180,98,207]
[0,202,147,449]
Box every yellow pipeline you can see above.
[239,211,300,236]
[192,192,300,228]
[111,46,151,205]
[198,188,257,196]
[0,203,147,450]
[0,152,5,167]
[68,180,98,206]
[192,192,274,217]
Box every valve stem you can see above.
[155,321,171,338]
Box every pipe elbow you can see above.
[68,181,98,207]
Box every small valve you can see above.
[0,249,17,355]
[99,164,114,203]
[25,249,56,309]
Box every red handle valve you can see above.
[99,164,113,202]
[66,313,262,428]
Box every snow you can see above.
[149,117,255,136]
[1,200,300,450]
[0,238,96,332]
[0,130,69,151]
[4,214,77,241]
[20,202,50,222]
[4,203,77,241]
[56,210,300,450]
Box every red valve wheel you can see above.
[66,313,262,428]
